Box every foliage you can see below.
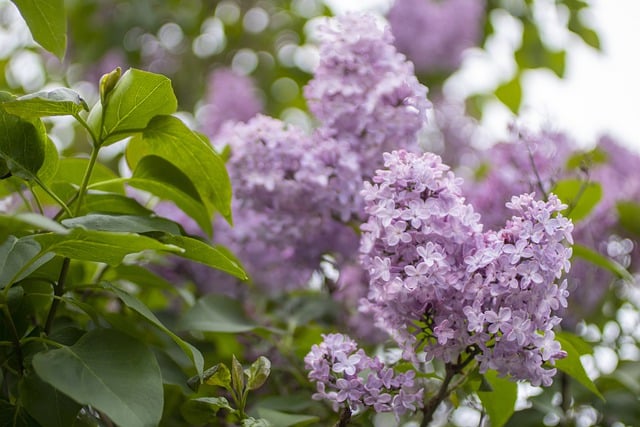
[0,1,638,427]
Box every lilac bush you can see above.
[359,150,573,386]
[387,0,486,74]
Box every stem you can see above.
[34,178,73,217]
[86,177,129,190]
[74,147,100,216]
[29,185,44,214]
[44,257,71,334]
[72,113,100,148]
[525,139,548,201]
[334,406,352,427]
[559,372,571,426]
[1,306,24,375]
[421,351,479,427]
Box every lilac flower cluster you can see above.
[387,0,486,74]
[305,333,423,416]
[305,12,429,174]
[360,150,573,386]
[212,115,361,291]
[463,129,640,324]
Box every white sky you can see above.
[324,0,640,151]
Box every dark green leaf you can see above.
[246,356,271,391]
[128,155,212,236]
[80,193,153,216]
[555,335,604,400]
[102,283,204,377]
[157,234,247,280]
[572,244,633,281]
[495,76,522,114]
[32,328,164,427]
[62,213,181,235]
[0,212,68,240]
[126,115,232,223]
[10,0,66,59]
[20,372,82,427]
[477,370,517,427]
[0,400,40,427]
[552,179,602,222]
[254,408,317,427]
[1,88,87,118]
[31,228,183,266]
[178,294,257,334]
[617,201,640,236]
[0,235,54,289]
[0,92,47,181]
[87,68,177,145]
[180,397,233,425]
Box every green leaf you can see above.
[254,408,318,427]
[10,0,66,59]
[1,88,87,118]
[20,372,82,427]
[157,234,247,280]
[477,370,517,427]
[0,235,54,289]
[128,155,213,236]
[572,244,633,281]
[87,68,177,145]
[0,400,40,427]
[32,328,164,427]
[38,137,60,184]
[551,179,602,222]
[187,362,232,391]
[80,193,153,216]
[62,213,182,235]
[31,228,183,266]
[242,417,272,427]
[617,201,640,236]
[231,355,245,398]
[495,75,522,114]
[180,397,233,425]
[0,92,47,181]
[126,115,232,223]
[102,283,204,377]
[0,212,68,244]
[555,331,593,355]
[555,335,604,400]
[178,294,257,333]
[246,356,271,391]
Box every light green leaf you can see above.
[1,88,87,118]
[10,0,66,59]
[31,228,183,266]
[231,355,245,398]
[102,283,204,377]
[62,213,181,235]
[477,370,517,427]
[0,92,47,181]
[0,212,68,243]
[180,397,233,425]
[242,417,272,427]
[555,335,604,400]
[87,68,177,145]
[126,115,232,223]
[178,294,257,333]
[555,331,593,356]
[0,235,54,289]
[246,356,271,391]
[254,408,318,427]
[32,329,164,427]
[128,155,213,236]
[38,137,59,184]
[20,372,82,427]
[157,234,247,280]
[187,363,232,391]
[551,179,602,222]
[572,244,633,282]
[495,75,522,114]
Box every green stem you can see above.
[33,177,73,217]
[1,306,24,375]
[72,112,100,148]
[29,185,44,214]
[74,147,100,216]
[86,177,129,190]
[44,257,70,335]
